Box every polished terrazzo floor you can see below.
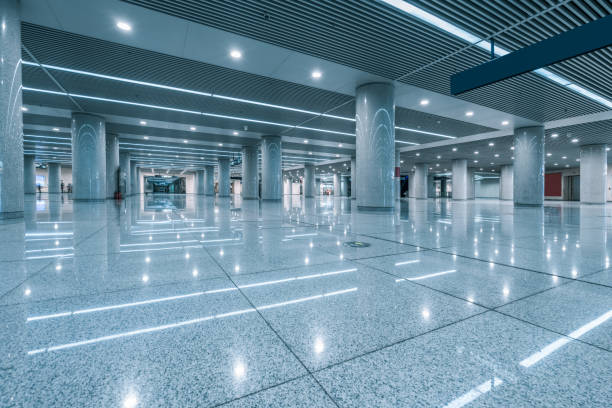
[1,193,611,407]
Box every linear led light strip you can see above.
[22,60,354,121]
[24,134,70,141]
[27,268,359,322]
[27,287,357,354]
[21,67,453,141]
[395,269,457,281]
[382,0,612,109]
[23,139,71,146]
[519,309,612,367]
[120,142,237,155]
[443,377,503,408]
[441,308,612,406]
[23,86,355,137]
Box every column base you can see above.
[0,211,24,219]
[357,205,394,212]
[580,201,606,205]
[242,196,259,200]
[262,198,281,201]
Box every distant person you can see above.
[61,181,65,193]
[37,184,41,194]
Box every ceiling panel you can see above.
[121,0,611,121]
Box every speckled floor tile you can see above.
[220,376,336,408]
[497,280,612,351]
[0,247,225,305]
[443,239,607,278]
[580,268,612,287]
[4,194,612,406]
[356,251,569,307]
[0,278,305,407]
[315,311,612,407]
[234,262,484,370]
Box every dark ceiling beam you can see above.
[451,14,612,95]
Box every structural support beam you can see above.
[106,133,119,198]
[24,155,36,194]
[119,152,130,196]
[355,82,395,210]
[72,113,106,200]
[499,165,513,201]
[350,157,356,200]
[204,165,215,196]
[261,135,282,200]
[196,169,205,195]
[0,0,23,218]
[580,144,607,204]
[333,173,341,197]
[395,150,401,200]
[451,14,612,95]
[452,159,468,200]
[48,163,61,194]
[513,126,545,206]
[412,163,428,199]
[218,157,230,197]
[303,163,315,198]
[241,145,258,199]
[130,161,137,196]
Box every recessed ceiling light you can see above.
[416,153,420,156]
[144,136,149,140]
[116,21,132,32]
[607,147,611,151]
[474,151,479,154]
[21,106,28,111]
[335,154,340,157]
[565,164,570,167]
[494,154,499,158]
[571,138,579,143]
[551,133,559,138]
[233,131,238,136]
[501,120,509,126]
[488,142,494,146]
[510,146,514,150]
[436,155,441,159]
[190,126,196,131]
[465,111,474,117]
[420,99,429,106]
[308,152,312,155]
[452,147,457,152]
[218,143,223,146]
[338,143,343,147]
[562,156,567,159]
[554,163,558,166]
[230,49,242,59]
[303,140,308,144]
[140,120,147,125]
[311,70,322,79]
[52,127,60,132]
[546,153,552,157]
[183,140,188,143]
[473,160,478,163]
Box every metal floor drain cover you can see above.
[344,241,371,248]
